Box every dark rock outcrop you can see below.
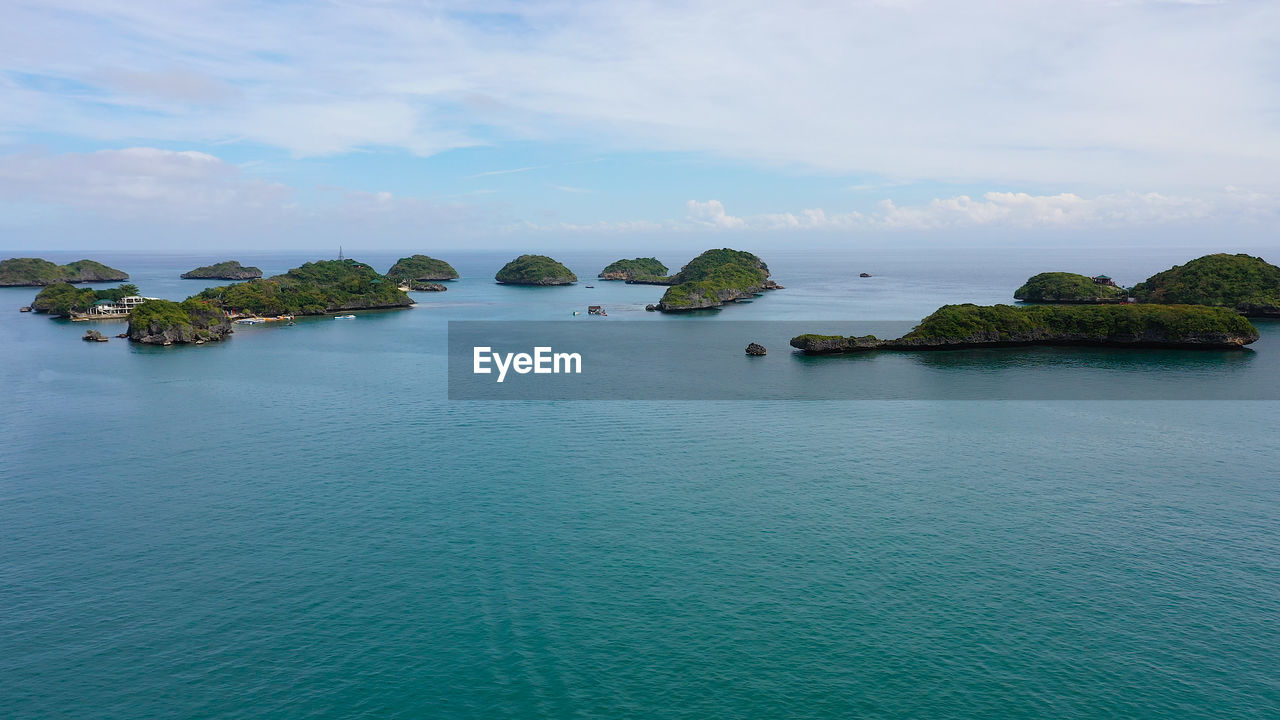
[82,330,108,342]
[745,343,767,355]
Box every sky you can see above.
[1,0,1279,251]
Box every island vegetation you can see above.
[1,257,129,286]
[181,260,263,280]
[386,255,459,283]
[193,259,413,316]
[494,255,577,285]
[128,299,233,345]
[655,248,782,311]
[599,257,668,281]
[1131,253,1280,317]
[31,283,141,317]
[1014,272,1126,303]
[790,303,1259,353]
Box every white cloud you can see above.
[533,190,1278,233]
[0,147,293,222]
[1,0,1278,189]
[686,199,745,228]
[0,148,483,238]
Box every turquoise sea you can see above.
[2,246,1278,719]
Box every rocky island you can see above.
[30,283,141,317]
[193,259,413,316]
[1132,253,1280,317]
[791,303,1259,353]
[181,260,263,280]
[1,257,128,286]
[128,299,233,345]
[494,255,577,285]
[1014,272,1126,303]
[655,248,782,312]
[386,255,459,283]
[598,257,669,282]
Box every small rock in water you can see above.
[645,304,658,312]
[745,342,767,356]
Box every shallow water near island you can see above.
[2,245,1278,719]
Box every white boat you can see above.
[334,314,356,319]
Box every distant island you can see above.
[194,259,412,317]
[31,283,141,317]
[1014,272,1126,303]
[126,259,412,345]
[1132,253,1280,317]
[791,303,1259,353]
[495,255,577,285]
[386,255,459,283]
[599,257,668,281]
[181,260,263,280]
[1,257,128,286]
[654,248,782,312]
[128,299,233,345]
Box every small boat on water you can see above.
[334,314,356,319]
[19,306,32,312]
[585,285,595,288]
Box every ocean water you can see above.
[2,246,1278,719]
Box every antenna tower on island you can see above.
[338,246,344,261]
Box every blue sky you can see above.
[1,0,1279,250]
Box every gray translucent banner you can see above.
[448,321,1278,400]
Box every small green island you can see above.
[386,255,460,287]
[194,259,412,317]
[181,260,263,280]
[654,248,782,312]
[123,258,413,345]
[128,299,233,345]
[790,303,1259,353]
[1014,272,1126,303]
[31,283,141,317]
[1132,253,1280,317]
[598,257,669,281]
[495,255,577,285]
[1,257,129,286]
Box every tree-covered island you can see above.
[598,257,669,281]
[494,255,577,285]
[1014,272,1126,303]
[1132,253,1280,317]
[128,299,233,345]
[791,303,1259,353]
[30,283,141,317]
[181,260,263,280]
[385,255,460,283]
[1,257,129,286]
[655,248,782,311]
